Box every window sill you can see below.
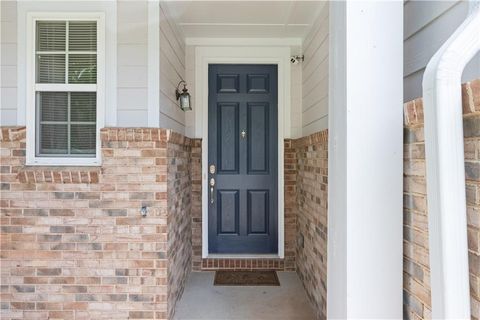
[26,157,101,167]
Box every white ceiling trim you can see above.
[185,37,302,46]
[163,1,324,39]
[178,23,309,27]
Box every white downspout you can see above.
[422,5,480,319]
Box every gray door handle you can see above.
[209,177,215,204]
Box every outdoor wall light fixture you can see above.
[175,80,192,111]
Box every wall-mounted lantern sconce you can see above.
[175,80,192,111]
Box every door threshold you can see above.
[206,254,280,259]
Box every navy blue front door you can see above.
[208,64,278,254]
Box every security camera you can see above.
[290,55,304,64]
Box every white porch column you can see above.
[327,2,403,318]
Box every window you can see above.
[27,14,104,166]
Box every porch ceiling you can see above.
[162,1,325,39]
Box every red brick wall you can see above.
[293,130,329,320]
[166,132,193,319]
[403,79,480,319]
[7,78,478,320]
[0,127,193,320]
[284,139,298,271]
[190,140,203,271]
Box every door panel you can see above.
[247,190,269,234]
[217,74,240,93]
[217,190,239,234]
[217,103,239,173]
[247,102,269,174]
[208,64,278,254]
[247,74,270,93]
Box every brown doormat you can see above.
[214,270,280,286]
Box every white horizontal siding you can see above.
[117,88,148,110]
[404,0,480,101]
[1,0,17,125]
[301,1,329,136]
[404,1,457,40]
[117,1,149,127]
[159,3,186,134]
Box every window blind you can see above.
[36,21,66,51]
[69,21,97,51]
[69,54,97,84]
[70,92,96,155]
[35,20,97,158]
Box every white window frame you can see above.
[26,12,105,166]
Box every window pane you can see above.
[71,124,96,155]
[39,124,68,155]
[34,19,98,159]
[36,21,66,51]
[69,21,97,51]
[37,54,65,83]
[71,92,96,122]
[39,92,68,122]
[68,54,96,84]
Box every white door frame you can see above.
[195,46,291,258]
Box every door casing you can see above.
[195,46,291,258]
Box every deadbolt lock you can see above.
[209,164,216,174]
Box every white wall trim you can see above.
[24,11,105,167]
[147,0,160,127]
[195,46,291,258]
[17,1,116,128]
[327,2,347,317]
[186,37,302,47]
[422,6,479,319]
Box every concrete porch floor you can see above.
[173,271,315,320]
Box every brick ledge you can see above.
[292,129,328,148]
[404,78,480,127]
[0,127,196,146]
[0,126,26,142]
[101,127,195,146]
